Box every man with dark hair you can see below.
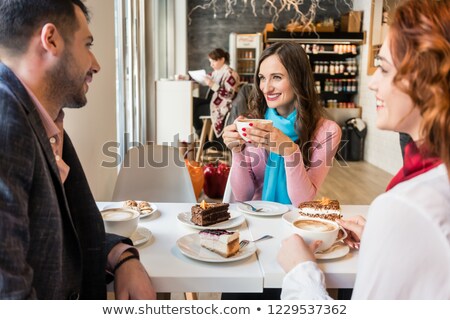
[0,0,155,299]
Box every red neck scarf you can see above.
[386,142,442,191]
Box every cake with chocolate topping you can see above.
[298,198,342,221]
[191,200,230,226]
[199,229,240,257]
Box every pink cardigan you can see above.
[230,119,342,206]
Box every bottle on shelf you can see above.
[315,81,321,94]
[314,61,320,73]
[339,61,345,74]
[319,62,324,74]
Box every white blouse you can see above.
[281,164,450,299]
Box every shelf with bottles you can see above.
[237,60,255,74]
[323,100,358,109]
[301,43,358,56]
[315,78,358,95]
[265,31,365,45]
[314,74,359,81]
[312,58,358,76]
[237,48,257,59]
[236,48,257,83]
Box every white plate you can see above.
[281,210,300,225]
[103,201,157,219]
[315,243,349,260]
[130,226,152,246]
[177,210,245,230]
[176,233,256,263]
[237,201,289,216]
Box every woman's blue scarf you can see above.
[262,108,298,204]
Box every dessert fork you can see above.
[238,201,264,212]
[239,235,273,249]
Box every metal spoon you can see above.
[238,201,264,212]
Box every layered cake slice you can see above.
[191,200,230,226]
[298,198,342,221]
[199,229,240,258]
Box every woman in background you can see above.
[193,48,240,139]
[222,42,341,206]
[278,0,450,299]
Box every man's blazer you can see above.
[0,63,127,299]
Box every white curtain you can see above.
[114,0,187,160]
[115,0,148,159]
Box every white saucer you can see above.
[130,226,152,246]
[177,210,245,230]
[236,201,289,216]
[103,201,157,219]
[281,210,300,225]
[315,243,349,260]
[176,233,256,263]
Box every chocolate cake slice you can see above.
[191,201,230,226]
[298,198,342,221]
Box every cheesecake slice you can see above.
[199,229,240,258]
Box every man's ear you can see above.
[40,23,64,56]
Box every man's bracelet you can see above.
[114,253,139,274]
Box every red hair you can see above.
[389,0,450,175]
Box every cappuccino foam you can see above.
[102,210,136,221]
[294,219,336,232]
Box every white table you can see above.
[98,202,263,293]
[98,202,368,293]
[244,205,368,289]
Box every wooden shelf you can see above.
[307,51,357,56]
[314,73,358,79]
[320,91,357,96]
[265,31,365,44]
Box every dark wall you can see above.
[187,0,352,72]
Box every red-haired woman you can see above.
[278,0,450,299]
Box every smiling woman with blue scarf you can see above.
[222,42,341,206]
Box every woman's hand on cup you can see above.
[277,234,321,273]
[222,116,246,153]
[265,128,298,156]
[233,118,298,156]
[247,125,297,156]
[338,215,366,249]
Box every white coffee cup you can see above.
[235,119,273,142]
[292,217,347,252]
[101,208,140,237]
